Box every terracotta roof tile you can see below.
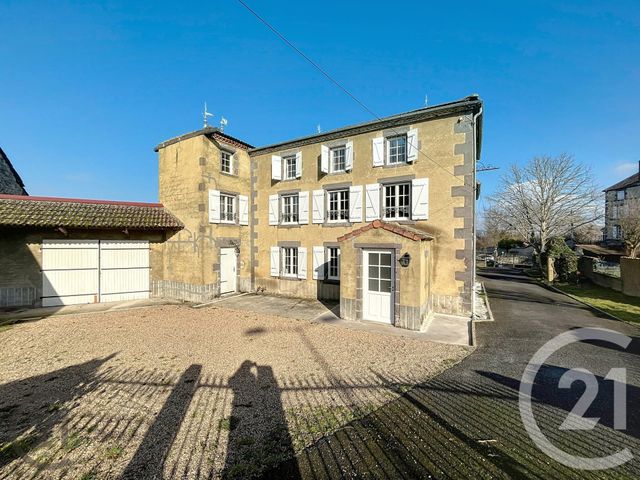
[337,220,434,243]
[0,195,183,230]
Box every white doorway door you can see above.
[363,250,394,324]
[220,247,237,294]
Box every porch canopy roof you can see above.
[337,220,435,243]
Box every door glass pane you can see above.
[380,280,391,293]
[380,266,391,280]
[380,254,391,266]
[369,265,379,278]
[368,279,379,291]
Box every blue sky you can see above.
[1,1,639,205]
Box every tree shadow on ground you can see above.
[0,354,114,469]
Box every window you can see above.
[387,135,407,164]
[330,146,346,173]
[612,205,619,219]
[327,189,349,222]
[221,151,232,174]
[281,194,299,223]
[613,225,622,240]
[284,155,297,180]
[327,247,340,280]
[383,183,410,219]
[282,247,298,277]
[616,190,626,201]
[220,194,236,223]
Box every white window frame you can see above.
[282,247,299,278]
[220,193,236,223]
[283,155,297,180]
[383,183,411,220]
[330,146,346,173]
[616,190,626,201]
[386,135,408,165]
[327,189,349,223]
[281,194,299,224]
[327,247,340,280]
[221,150,233,174]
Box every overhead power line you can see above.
[235,0,478,193]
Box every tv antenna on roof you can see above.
[220,116,228,132]
[424,94,428,107]
[203,102,214,128]
[317,124,322,134]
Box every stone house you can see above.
[603,163,640,244]
[154,95,483,329]
[0,147,27,195]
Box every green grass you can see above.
[105,444,124,459]
[556,283,640,322]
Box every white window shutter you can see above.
[312,189,325,224]
[238,195,249,225]
[295,151,302,178]
[271,155,282,181]
[411,178,429,220]
[270,247,280,277]
[349,185,363,223]
[312,246,325,280]
[407,128,418,163]
[345,141,354,171]
[209,189,220,223]
[268,194,279,225]
[232,153,239,175]
[298,247,307,279]
[365,183,381,221]
[320,145,329,174]
[298,191,309,224]
[372,137,384,167]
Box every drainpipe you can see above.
[471,105,483,326]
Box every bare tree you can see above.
[487,154,601,264]
[619,198,640,258]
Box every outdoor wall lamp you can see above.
[399,253,411,267]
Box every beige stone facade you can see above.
[155,96,483,329]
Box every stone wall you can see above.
[0,149,26,195]
[621,257,640,298]
[578,256,624,292]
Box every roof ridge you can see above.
[0,194,163,208]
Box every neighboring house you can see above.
[0,147,27,195]
[155,95,483,329]
[603,163,640,244]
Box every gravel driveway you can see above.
[0,304,469,479]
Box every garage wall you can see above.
[0,228,164,308]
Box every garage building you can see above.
[0,194,182,308]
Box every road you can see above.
[265,268,640,479]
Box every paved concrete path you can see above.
[265,269,640,478]
[211,293,471,345]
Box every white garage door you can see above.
[42,240,150,307]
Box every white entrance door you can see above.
[42,240,100,307]
[363,250,394,324]
[220,247,237,294]
[42,239,150,306]
[99,241,150,302]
